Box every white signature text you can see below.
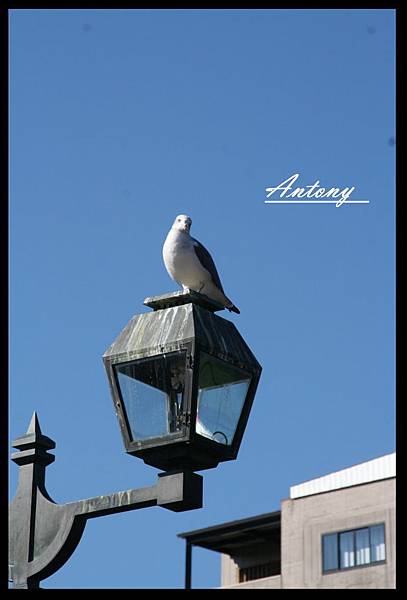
[265,173,368,207]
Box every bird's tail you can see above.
[227,304,240,314]
[215,288,240,314]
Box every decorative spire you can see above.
[26,411,42,436]
[11,412,55,467]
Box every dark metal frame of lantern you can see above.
[103,290,262,473]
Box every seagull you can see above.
[162,214,240,314]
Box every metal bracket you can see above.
[8,413,203,589]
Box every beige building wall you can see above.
[281,478,395,588]
[221,554,239,587]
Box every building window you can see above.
[322,524,386,573]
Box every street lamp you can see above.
[9,289,262,589]
[103,290,262,472]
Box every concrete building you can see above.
[178,452,396,589]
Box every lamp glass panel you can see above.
[114,352,186,442]
[196,353,251,446]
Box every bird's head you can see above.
[172,214,192,234]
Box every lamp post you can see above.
[9,290,261,589]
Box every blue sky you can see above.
[9,8,395,589]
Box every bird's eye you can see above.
[177,218,181,222]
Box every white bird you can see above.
[162,214,240,314]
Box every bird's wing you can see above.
[190,236,225,293]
